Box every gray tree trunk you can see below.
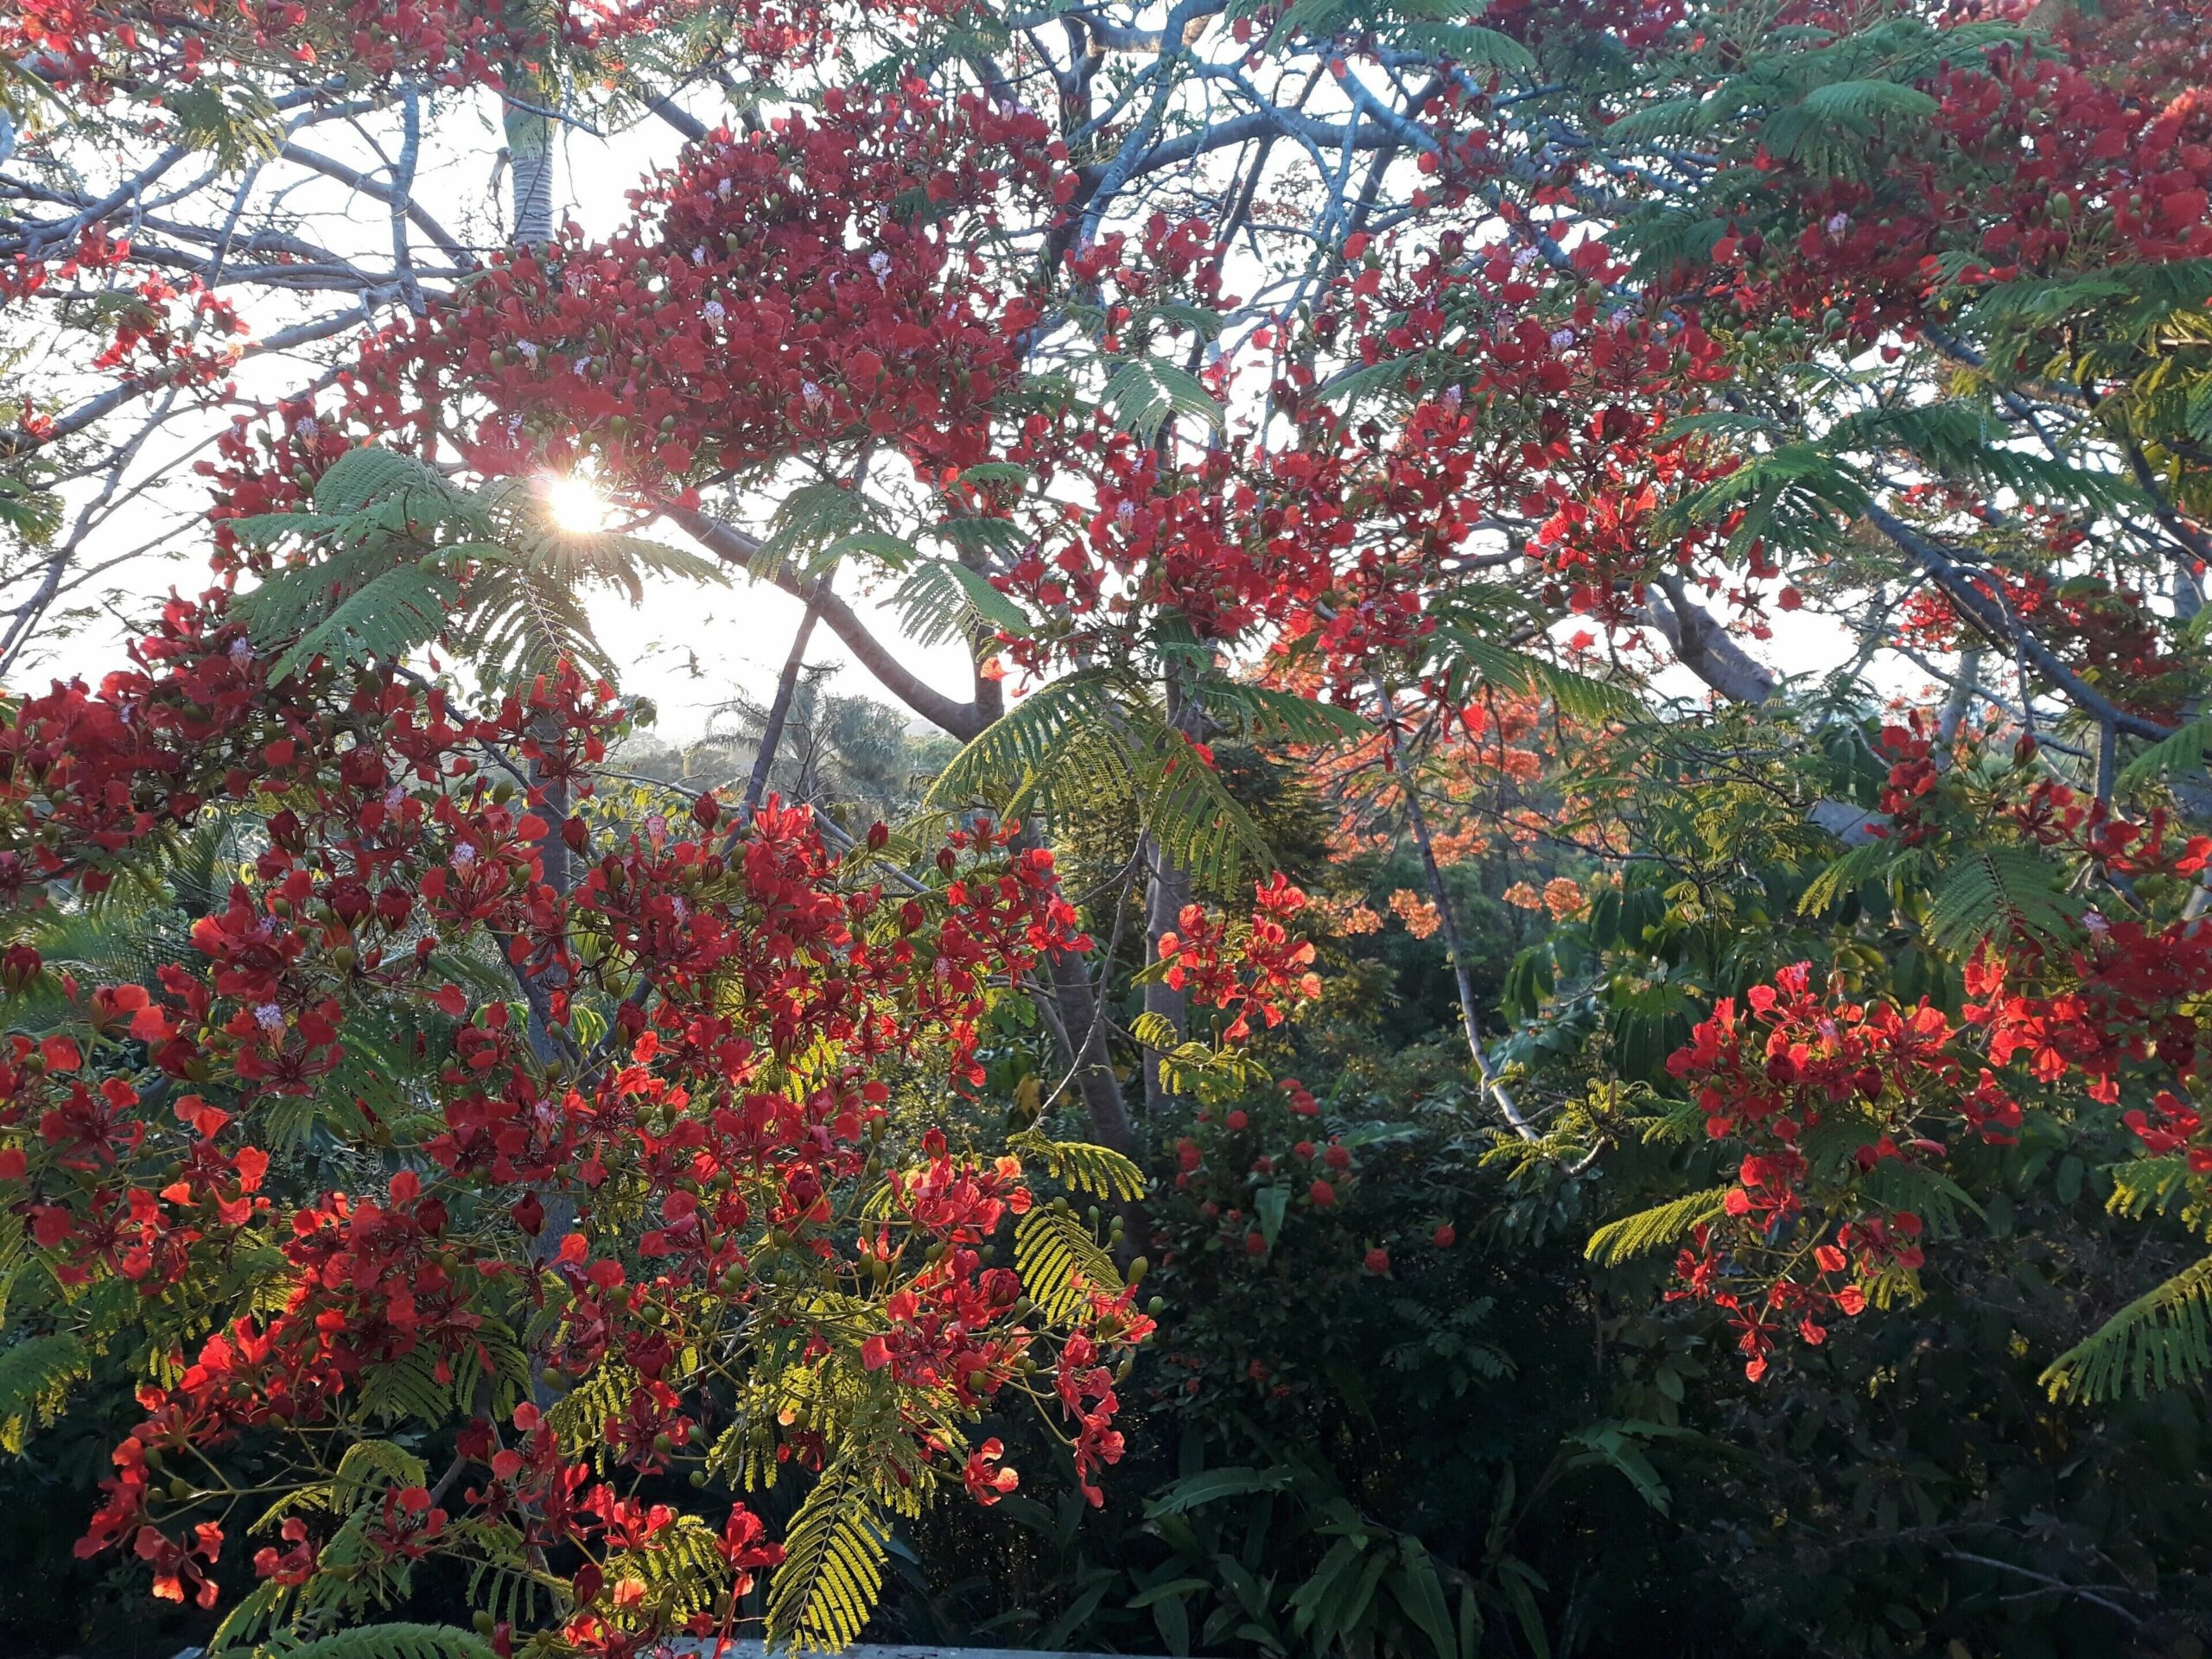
[505,95,556,245]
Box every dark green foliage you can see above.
[861,698,2212,1659]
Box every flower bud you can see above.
[1,944,41,995]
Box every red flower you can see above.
[963,1439,1019,1507]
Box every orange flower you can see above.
[1313,895,1382,935]
[1541,877,1586,919]
[1388,889,1440,938]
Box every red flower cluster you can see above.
[344,79,1063,502]
[1686,0,2212,344]
[1663,961,2018,1378]
[1,568,1151,1649]
[2,0,720,97]
[1157,874,1323,1043]
[1972,920,2212,1110]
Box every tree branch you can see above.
[280,141,471,264]
[660,503,988,740]
[1865,503,2174,741]
[1643,573,1777,705]
[0,302,380,458]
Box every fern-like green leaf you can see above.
[765,1458,892,1654]
[258,1623,494,1659]
[312,447,454,515]
[0,473,61,541]
[893,560,987,648]
[2042,1254,2212,1403]
[1103,359,1223,442]
[1605,95,1721,147]
[1834,403,2139,515]
[1392,22,1535,71]
[757,480,876,580]
[1438,632,1641,723]
[942,561,1031,634]
[267,558,461,683]
[1014,1205,1124,1323]
[1205,683,1370,746]
[1798,839,1912,918]
[2119,718,2212,790]
[2105,1157,2201,1228]
[0,1332,89,1452]
[1316,350,1435,408]
[1921,847,2081,952]
[925,671,1107,810]
[1139,726,1275,887]
[163,77,283,167]
[613,1512,728,1620]
[353,1344,461,1427]
[1663,442,1871,559]
[1011,1131,1148,1202]
[1967,258,2212,336]
[331,1439,429,1509]
[451,550,614,687]
[1585,1189,1734,1268]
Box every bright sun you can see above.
[542,470,611,533]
